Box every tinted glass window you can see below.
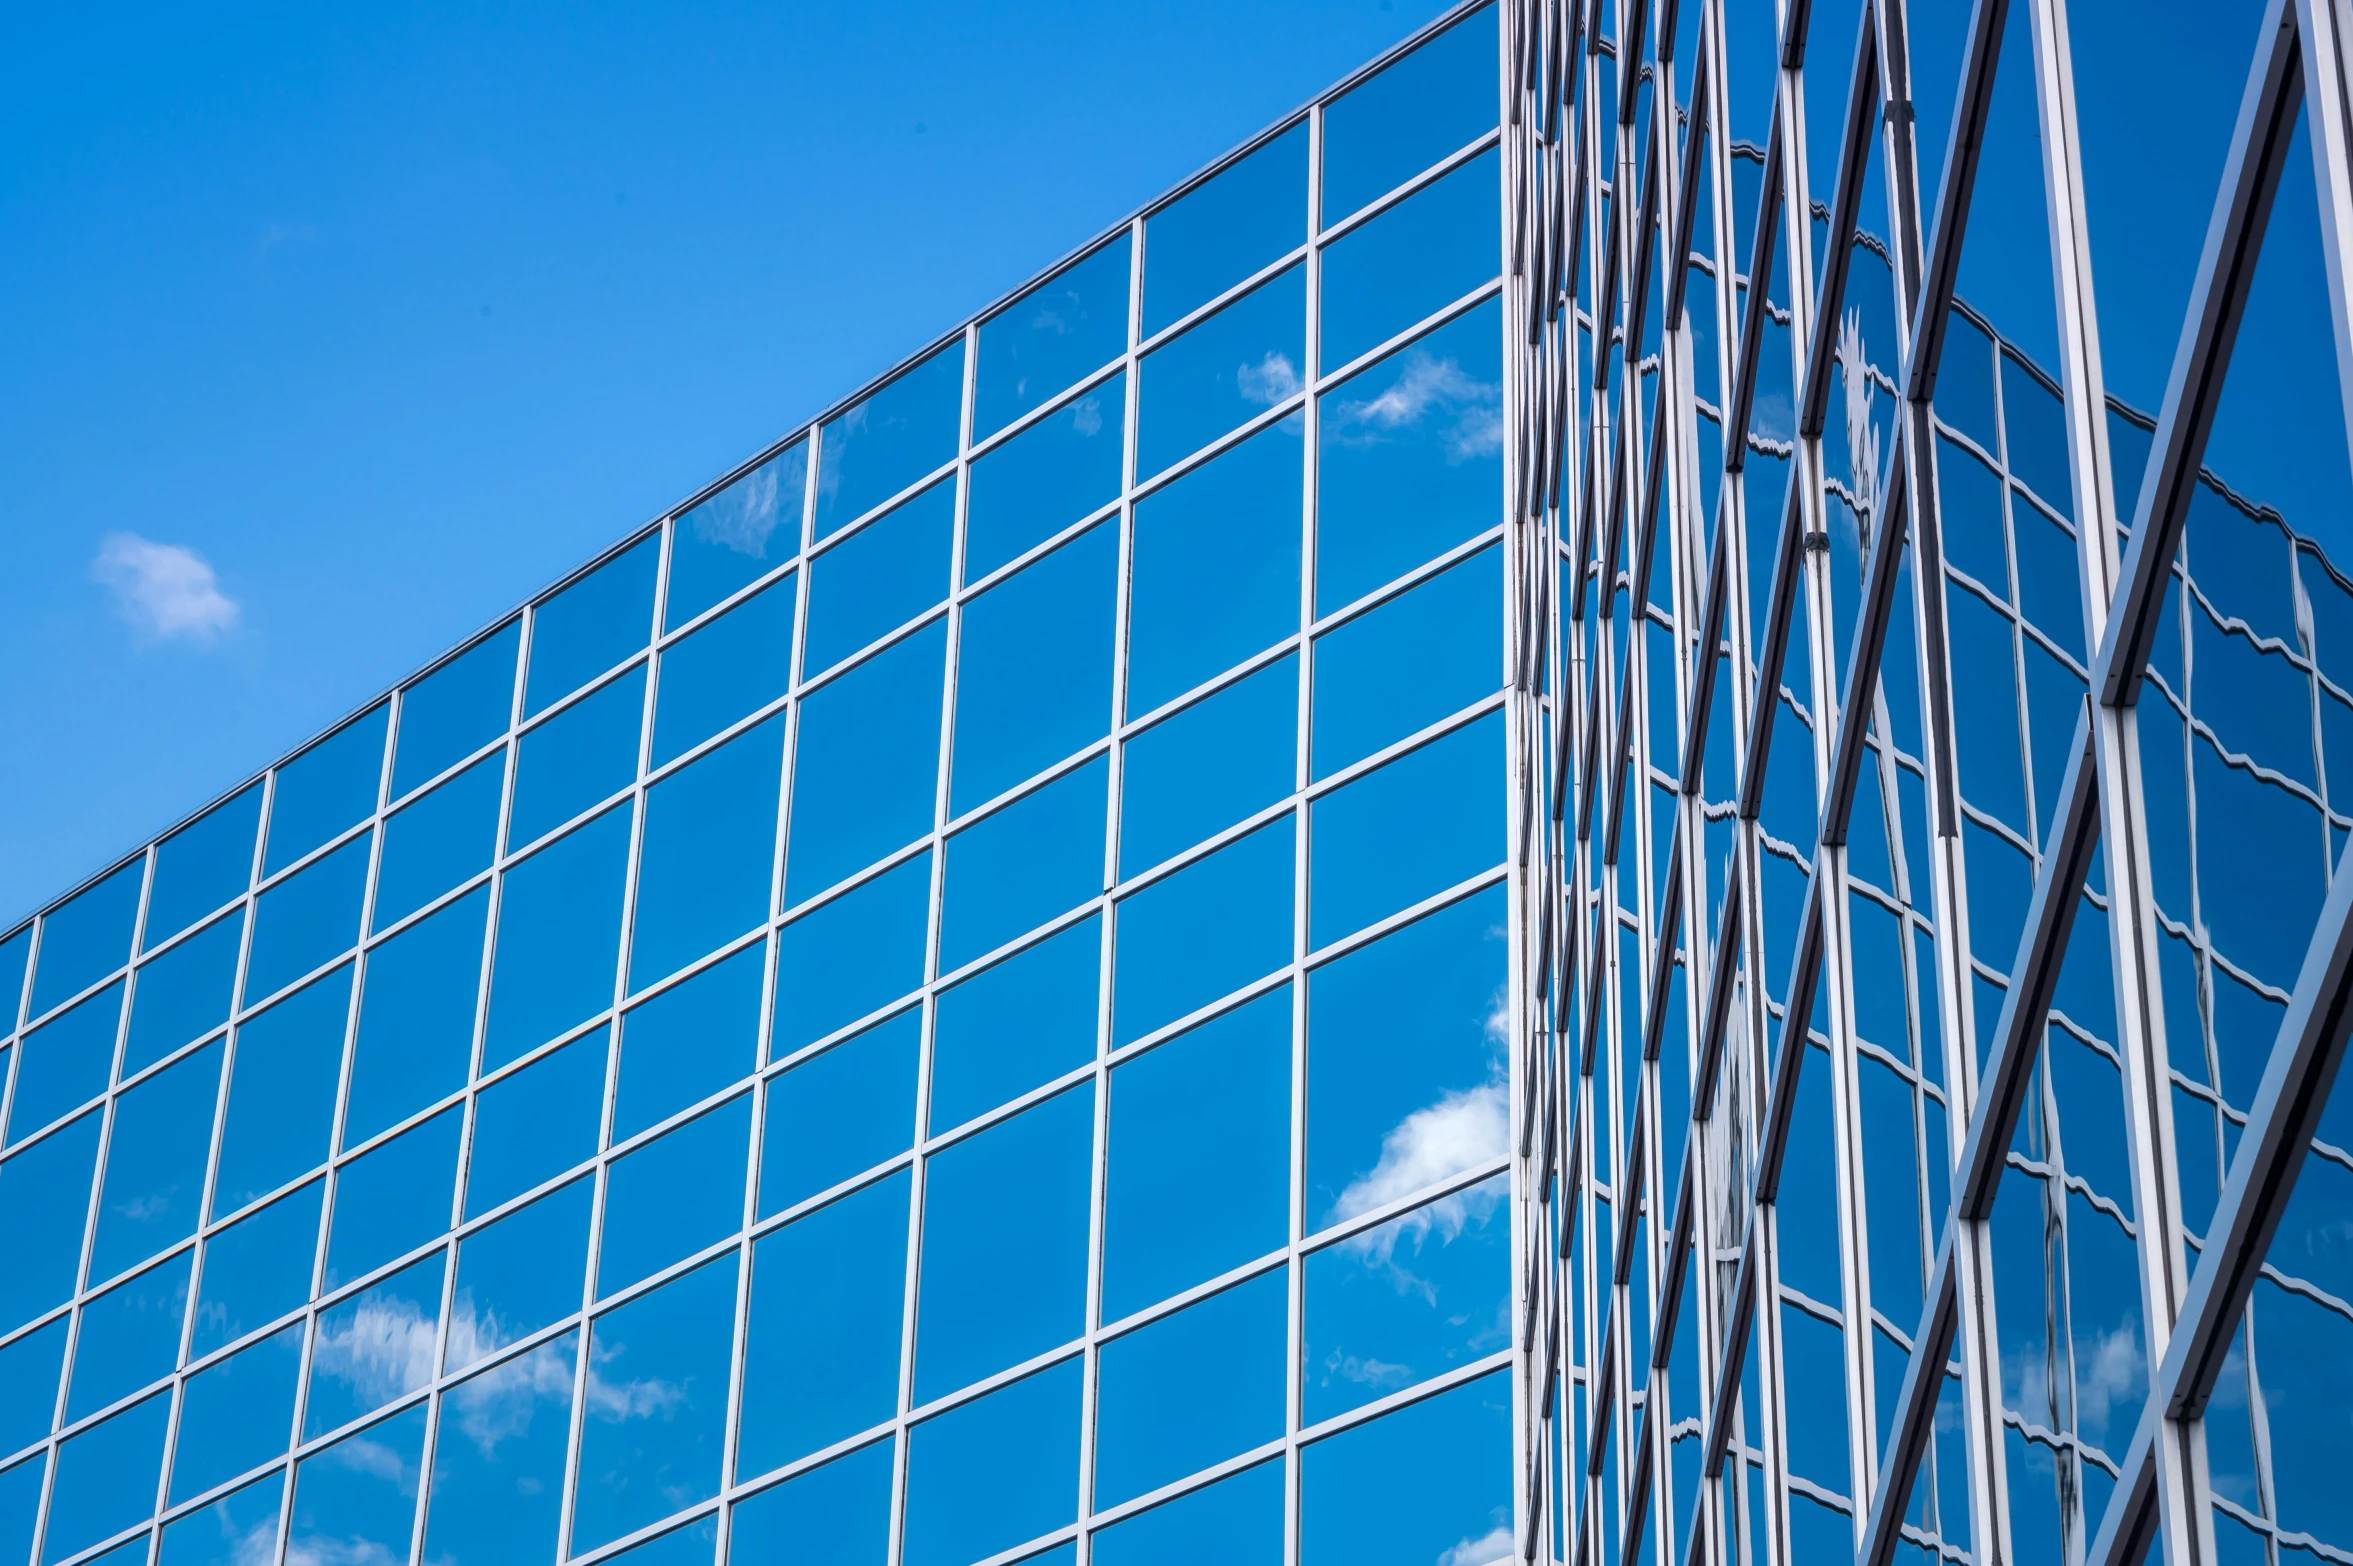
[785,624,946,905]
[966,374,1125,580]
[651,575,794,768]
[372,752,502,934]
[771,852,931,1058]
[976,234,1131,439]
[1139,265,1305,481]
[264,704,387,878]
[1320,5,1499,224]
[761,1008,919,1217]
[667,439,805,630]
[571,1255,737,1553]
[817,341,965,540]
[190,1180,322,1357]
[304,1252,443,1437]
[323,1106,461,1290]
[1312,544,1500,778]
[902,1359,1081,1566]
[213,968,350,1220]
[483,806,630,1070]
[1113,821,1293,1044]
[509,663,644,850]
[1320,147,1499,371]
[287,1401,427,1563]
[952,523,1117,814]
[91,1041,222,1282]
[597,1095,751,1298]
[941,757,1107,973]
[631,716,783,990]
[246,834,369,1005]
[146,784,262,952]
[0,1111,102,1333]
[421,1331,577,1565]
[29,859,141,1022]
[392,620,518,801]
[1144,122,1308,337]
[66,1249,190,1421]
[169,1322,301,1507]
[1095,1270,1286,1507]
[1122,656,1296,875]
[465,1033,606,1220]
[10,980,122,1143]
[616,942,763,1142]
[1308,714,1501,947]
[526,533,657,716]
[447,1178,591,1372]
[931,915,1099,1132]
[806,478,953,675]
[348,887,486,1146]
[123,912,242,1078]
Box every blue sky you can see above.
[0,0,1455,925]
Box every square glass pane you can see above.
[1298,1369,1510,1566]
[617,942,763,1142]
[739,1170,909,1476]
[915,1084,1093,1401]
[807,477,954,675]
[157,1471,282,1566]
[816,340,965,541]
[1312,543,1500,777]
[304,1252,444,1438]
[668,439,806,630]
[526,533,658,716]
[572,1255,738,1554]
[213,967,351,1220]
[931,916,1099,1133]
[447,1176,591,1373]
[122,911,242,1078]
[1103,988,1289,1320]
[1121,656,1295,875]
[146,784,261,953]
[464,1032,606,1220]
[0,1113,103,1334]
[902,1358,1081,1566]
[190,1180,322,1358]
[597,1093,751,1298]
[1126,414,1303,715]
[392,619,518,802]
[1095,1270,1286,1507]
[1319,4,1498,225]
[10,980,122,1143]
[1138,264,1304,481]
[420,1332,578,1566]
[652,575,795,768]
[771,852,931,1059]
[760,1009,919,1217]
[29,859,142,1021]
[246,833,369,1005]
[942,758,1107,972]
[66,1248,190,1422]
[976,233,1131,439]
[966,373,1125,581]
[43,1390,168,1565]
[349,887,486,1146]
[1305,886,1504,1230]
[1143,121,1307,337]
[286,1402,426,1566]
[730,1439,894,1563]
[1320,146,1499,372]
[372,752,503,934]
[264,703,388,878]
[1315,300,1503,615]
[634,716,785,995]
[324,1105,461,1290]
[91,1040,221,1282]
[169,1322,301,1505]
[1112,820,1293,1044]
[1308,713,1501,948]
[1091,1459,1283,1566]
[951,522,1117,814]
[785,623,946,906]
[510,663,645,851]
[482,805,630,1071]
[0,1318,64,1458]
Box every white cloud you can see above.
[2074,1320,2144,1437]
[1070,392,1105,438]
[309,1294,438,1414]
[1326,352,1503,463]
[1333,1080,1511,1241]
[1438,1523,1515,1566]
[92,532,240,642]
[444,1323,576,1456]
[690,461,787,559]
[1238,351,1303,405]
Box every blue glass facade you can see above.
[9,3,2353,1566]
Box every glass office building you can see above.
[3,2,2351,1565]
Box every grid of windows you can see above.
[0,13,1527,1565]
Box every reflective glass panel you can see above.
[1091,1459,1284,1566]
[169,1322,301,1505]
[482,805,629,1070]
[1320,147,1499,372]
[349,886,486,1145]
[372,752,502,934]
[1103,988,1290,1320]
[1315,299,1503,615]
[1308,713,1502,947]
[1127,414,1303,715]
[43,1390,168,1565]
[817,341,965,541]
[90,1040,221,1282]
[977,233,1130,438]
[263,703,387,878]
[1303,1174,1508,1422]
[597,1093,751,1298]
[807,477,953,675]
[572,1254,738,1553]
[966,373,1125,581]
[729,1439,894,1563]
[10,980,122,1142]
[447,1176,591,1372]
[190,1180,322,1358]
[29,859,141,1021]
[213,967,350,1220]
[1143,121,1308,337]
[902,1358,1081,1566]
[158,1470,281,1566]
[931,916,1100,1132]
[0,1458,37,1565]
[1298,1369,1511,1566]
[617,942,763,1142]
[392,620,518,802]
[915,1085,1093,1400]
[631,715,784,990]
[739,1170,909,1475]
[421,1333,578,1565]
[122,911,241,1078]
[286,1402,426,1566]
[246,833,369,1004]
[1312,544,1499,778]
[303,1251,445,1438]
[526,533,658,716]
[1096,1270,1286,1507]
[324,1106,461,1290]
[146,784,261,952]
[668,439,805,630]
[942,757,1107,972]
[951,521,1117,814]
[510,663,644,850]
[1139,264,1304,481]
[1112,820,1293,1044]
[1320,4,1498,224]
[464,1031,605,1219]
[761,1008,919,1216]
[0,1113,102,1334]
[785,623,946,905]
[772,851,931,1058]
[1121,656,1295,875]
[0,1319,64,1458]
[652,574,795,768]
[66,1248,190,1422]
